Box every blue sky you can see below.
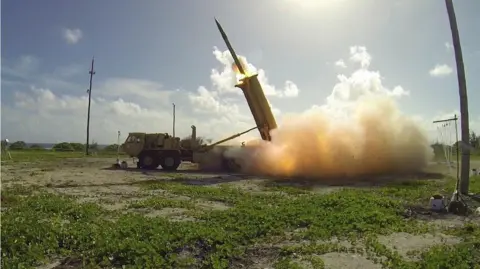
[1,0,479,144]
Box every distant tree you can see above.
[52,142,74,152]
[89,141,99,150]
[470,131,479,149]
[9,141,26,150]
[69,143,85,151]
[103,144,122,152]
[29,144,44,150]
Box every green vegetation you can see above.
[1,150,126,162]
[2,173,480,268]
[2,140,121,152]
[1,147,479,268]
[1,141,125,162]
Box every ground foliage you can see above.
[2,174,480,269]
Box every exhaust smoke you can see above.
[225,47,434,178]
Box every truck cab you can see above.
[123,132,146,157]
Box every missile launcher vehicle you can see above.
[122,19,277,172]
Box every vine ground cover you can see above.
[1,157,480,269]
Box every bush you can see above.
[8,141,27,150]
[69,143,85,151]
[29,144,45,151]
[52,142,75,152]
[89,142,98,150]
[103,144,121,152]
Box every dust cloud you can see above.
[224,47,434,178]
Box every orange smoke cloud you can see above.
[218,46,434,178]
[227,95,433,178]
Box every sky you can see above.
[1,0,479,145]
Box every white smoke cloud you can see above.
[208,46,300,98]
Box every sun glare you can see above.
[287,0,346,9]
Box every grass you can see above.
[2,176,480,268]
[1,153,480,268]
[1,149,126,162]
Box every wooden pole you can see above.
[86,57,96,156]
[172,103,176,137]
[445,0,470,194]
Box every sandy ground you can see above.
[1,157,480,269]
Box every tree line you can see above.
[1,141,121,152]
[2,131,478,154]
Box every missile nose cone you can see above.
[215,18,223,32]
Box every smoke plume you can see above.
[225,46,434,178]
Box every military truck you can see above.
[122,125,256,171]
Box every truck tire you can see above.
[139,152,158,170]
[222,157,241,173]
[160,153,181,171]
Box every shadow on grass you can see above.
[100,165,445,190]
[262,171,445,188]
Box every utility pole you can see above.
[445,0,470,194]
[172,103,176,137]
[86,57,96,156]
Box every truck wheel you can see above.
[222,157,241,173]
[139,153,158,170]
[161,154,181,171]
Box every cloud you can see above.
[445,42,453,51]
[334,59,347,68]
[325,67,409,108]
[283,81,299,97]
[210,47,299,98]
[97,78,174,108]
[1,46,299,144]
[429,64,453,77]
[1,55,40,79]
[349,46,371,68]
[2,86,176,144]
[52,64,83,78]
[62,28,83,44]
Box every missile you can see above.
[214,18,246,75]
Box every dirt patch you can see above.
[76,194,145,211]
[1,158,147,189]
[377,232,462,261]
[231,247,280,269]
[417,214,480,229]
[222,179,267,192]
[196,200,231,211]
[144,189,192,201]
[128,207,198,222]
[52,185,142,197]
[320,252,381,269]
